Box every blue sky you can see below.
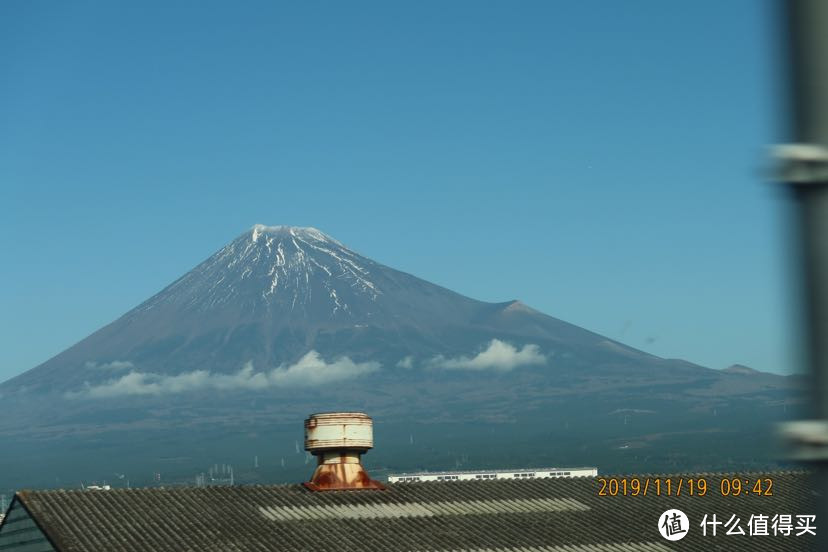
[0,1,799,381]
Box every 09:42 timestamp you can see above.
[597,477,774,497]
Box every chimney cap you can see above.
[304,412,373,452]
[302,412,385,491]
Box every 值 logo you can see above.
[659,509,689,541]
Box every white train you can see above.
[387,466,597,483]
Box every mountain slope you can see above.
[1,225,652,395]
[0,225,803,490]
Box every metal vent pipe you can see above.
[303,412,385,491]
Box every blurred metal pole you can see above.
[784,0,828,418]
[780,0,828,543]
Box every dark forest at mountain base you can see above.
[0,387,800,496]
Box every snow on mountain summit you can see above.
[134,224,387,320]
[250,224,344,247]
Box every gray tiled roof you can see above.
[1,472,818,551]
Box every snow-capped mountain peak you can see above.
[136,225,382,319]
[250,224,342,247]
[1,223,660,398]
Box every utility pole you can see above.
[777,1,828,546]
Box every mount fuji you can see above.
[1,224,658,396]
[0,225,803,488]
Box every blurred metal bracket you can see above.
[778,419,828,461]
[773,143,828,184]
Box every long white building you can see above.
[387,466,597,483]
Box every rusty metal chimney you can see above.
[303,412,385,491]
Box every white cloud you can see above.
[396,356,414,369]
[429,339,546,372]
[68,351,379,398]
[84,360,134,371]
